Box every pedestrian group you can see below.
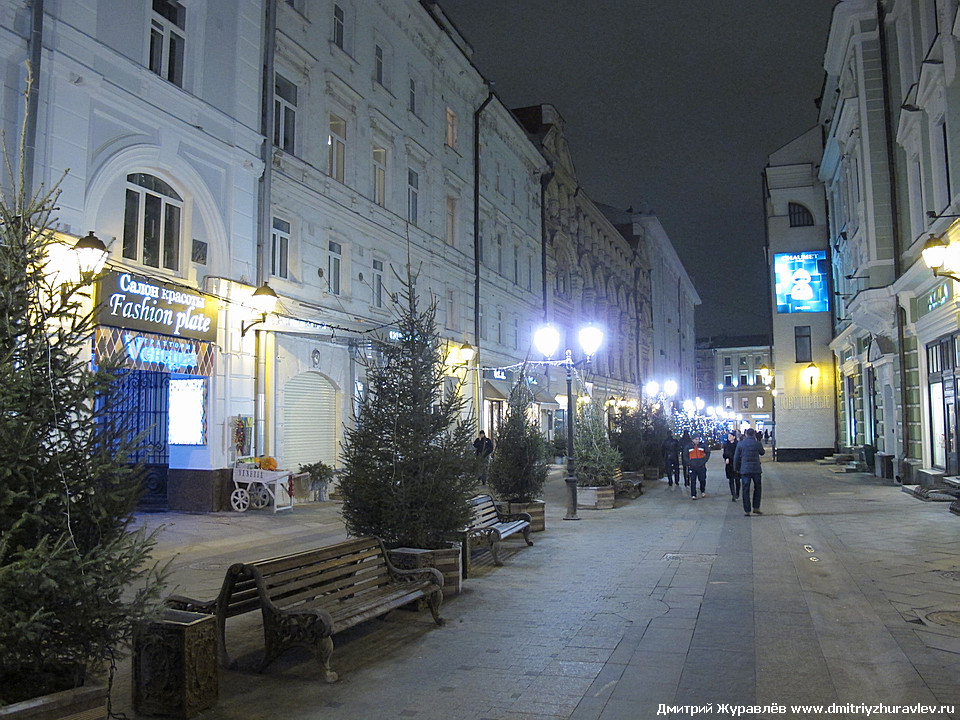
[662,427,766,515]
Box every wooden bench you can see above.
[614,469,643,499]
[166,536,443,681]
[459,494,532,578]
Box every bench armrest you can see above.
[272,605,335,636]
[384,557,444,588]
[165,594,217,614]
[500,511,532,524]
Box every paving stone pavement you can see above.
[113,456,960,720]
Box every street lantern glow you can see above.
[695,397,705,411]
[682,399,695,414]
[644,381,659,397]
[73,231,108,279]
[663,380,678,396]
[578,324,604,357]
[533,324,561,358]
[922,234,949,271]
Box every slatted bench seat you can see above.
[614,469,643,499]
[459,493,532,578]
[166,536,443,682]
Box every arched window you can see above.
[123,173,183,271]
[788,202,815,227]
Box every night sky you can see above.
[438,0,838,339]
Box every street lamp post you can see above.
[534,323,604,520]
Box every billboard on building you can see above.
[773,250,829,313]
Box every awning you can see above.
[483,380,512,401]
[533,387,560,407]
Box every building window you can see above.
[123,173,182,271]
[512,316,519,350]
[374,44,384,85]
[445,196,457,246]
[445,108,458,149]
[478,303,486,340]
[327,241,341,295]
[408,78,417,114]
[332,4,345,49]
[723,356,731,366]
[527,253,533,290]
[496,309,503,345]
[739,374,748,386]
[328,114,346,182]
[741,397,750,410]
[149,0,185,87]
[271,217,290,279]
[756,396,764,409]
[372,259,383,308]
[274,73,297,154]
[407,169,419,225]
[795,325,812,363]
[446,289,457,330]
[788,202,814,227]
[724,374,732,386]
[496,234,503,274]
[513,244,519,284]
[724,396,733,409]
[372,145,386,206]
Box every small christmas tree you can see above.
[574,396,622,486]
[0,164,166,703]
[487,371,547,503]
[339,267,476,549]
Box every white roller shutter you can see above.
[282,372,338,469]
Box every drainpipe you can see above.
[539,170,555,321]
[876,0,910,467]
[254,0,277,457]
[23,0,44,198]
[472,84,493,429]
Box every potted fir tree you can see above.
[487,374,548,531]
[574,397,622,509]
[0,177,167,713]
[338,268,476,595]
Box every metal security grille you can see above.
[99,369,170,510]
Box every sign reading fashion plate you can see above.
[96,270,218,342]
[95,326,215,376]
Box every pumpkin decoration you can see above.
[258,456,278,471]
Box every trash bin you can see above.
[133,609,218,718]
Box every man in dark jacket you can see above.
[733,428,765,516]
[722,431,740,501]
[662,433,681,486]
[473,431,494,484]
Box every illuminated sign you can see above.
[96,271,218,342]
[773,250,829,314]
[95,327,215,376]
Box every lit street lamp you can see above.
[534,323,604,520]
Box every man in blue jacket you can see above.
[733,428,765,516]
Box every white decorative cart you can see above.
[230,465,296,513]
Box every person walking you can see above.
[679,430,693,487]
[662,432,681,486]
[722,431,740,501]
[686,434,710,499]
[734,427,765,516]
[473,430,494,484]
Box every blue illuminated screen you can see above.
[774,250,829,314]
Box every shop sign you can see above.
[95,326,215,375]
[484,368,514,382]
[911,281,952,322]
[96,271,218,342]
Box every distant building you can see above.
[763,127,836,461]
[695,336,773,434]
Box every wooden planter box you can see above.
[388,545,462,597]
[577,485,615,509]
[496,499,545,532]
[0,685,107,720]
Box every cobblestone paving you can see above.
[114,458,960,719]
